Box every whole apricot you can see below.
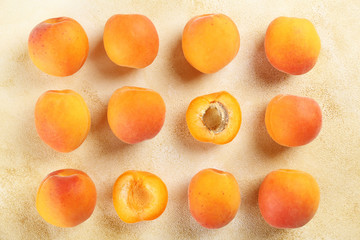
[36,169,97,227]
[265,17,321,75]
[107,86,166,144]
[113,170,168,223]
[35,90,91,152]
[258,169,320,228]
[28,17,89,76]
[182,14,240,73]
[103,14,159,68]
[186,91,241,144]
[188,168,241,229]
[265,94,322,147]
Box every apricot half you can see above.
[112,170,168,223]
[186,91,241,144]
[107,86,166,144]
[265,17,321,75]
[103,14,159,68]
[182,14,240,73]
[36,169,97,227]
[188,168,241,229]
[28,17,89,76]
[258,169,320,228]
[265,94,322,147]
[35,90,91,152]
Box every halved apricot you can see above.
[112,170,168,223]
[186,91,241,144]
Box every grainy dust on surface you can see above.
[0,0,360,239]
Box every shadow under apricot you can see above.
[239,178,287,238]
[253,106,288,158]
[170,35,203,82]
[172,108,218,152]
[88,37,135,79]
[252,36,289,84]
[89,104,132,155]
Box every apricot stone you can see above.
[103,14,159,68]
[113,170,168,223]
[28,17,89,76]
[107,86,166,144]
[186,91,241,144]
[265,17,321,75]
[265,94,322,147]
[36,169,97,227]
[182,14,240,73]
[258,169,320,228]
[188,168,241,229]
[35,90,91,152]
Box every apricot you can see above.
[113,170,168,223]
[258,169,320,228]
[35,90,91,152]
[36,169,97,227]
[265,17,321,75]
[265,94,322,147]
[186,91,241,144]
[28,17,89,76]
[107,86,166,144]
[103,14,159,68]
[182,14,240,73]
[188,168,241,229]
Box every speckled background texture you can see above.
[0,0,359,239]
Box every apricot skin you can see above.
[103,14,159,68]
[35,90,91,153]
[36,169,97,227]
[28,17,89,76]
[107,86,166,144]
[186,91,241,144]
[265,17,321,75]
[188,168,241,229]
[265,94,322,147]
[113,170,168,223]
[258,169,320,229]
[182,14,240,73]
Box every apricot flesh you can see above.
[103,14,159,68]
[188,168,241,229]
[113,170,168,223]
[36,169,97,227]
[265,94,322,147]
[28,17,89,76]
[186,91,241,144]
[258,169,320,228]
[35,90,91,152]
[182,13,240,73]
[265,17,321,75]
[107,86,166,144]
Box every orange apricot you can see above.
[103,14,159,68]
[186,91,241,144]
[258,169,320,228]
[35,90,91,152]
[113,170,168,223]
[188,168,241,229]
[36,169,97,227]
[265,94,322,147]
[28,17,89,76]
[182,13,240,73]
[265,17,321,75]
[107,86,166,144]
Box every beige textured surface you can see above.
[1,0,360,239]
